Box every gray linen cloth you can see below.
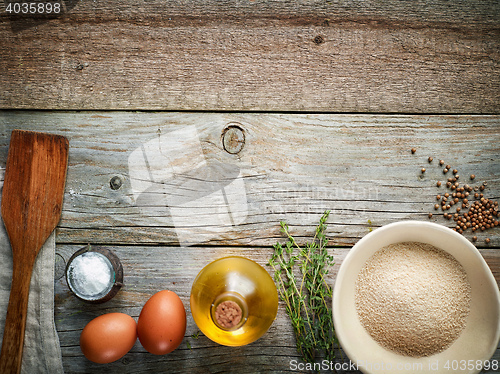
[0,186,64,373]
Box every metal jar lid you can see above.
[65,245,123,303]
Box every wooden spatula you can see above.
[0,130,68,374]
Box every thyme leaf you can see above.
[269,211,339,367]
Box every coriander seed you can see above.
[437,181,442,187]
[428,157,433,163]
[411,148,416,154]
[439,160,444,165]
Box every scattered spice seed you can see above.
[428,157,433,163]
[485,238,490,244]
[422,161,498,243]
[411,148,416,154]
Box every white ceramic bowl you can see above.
[333,221,500,374]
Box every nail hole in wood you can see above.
[110,176,122,190]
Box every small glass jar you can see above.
[65,245,123,303]
[190,256,278,346]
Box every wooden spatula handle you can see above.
[0,255,35,373]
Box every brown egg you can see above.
[137,290,186,355]
[80,313,137,364]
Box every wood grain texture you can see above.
[0,0,499,112]
[53,245,500,374]
[1,111,499,373]
[1,111,499,247]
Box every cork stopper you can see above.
[215,300,242,329]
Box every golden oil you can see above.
[190,256,278,346]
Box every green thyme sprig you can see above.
[268,211,339,366]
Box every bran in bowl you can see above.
[355,242,471,357]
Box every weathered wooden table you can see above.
[1,1,499,373]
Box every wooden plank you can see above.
[1,0,499,112]
[1,111,499,247]
[53,245,325,374]
[53,244,500,374]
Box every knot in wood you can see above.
[222,124,245,154]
